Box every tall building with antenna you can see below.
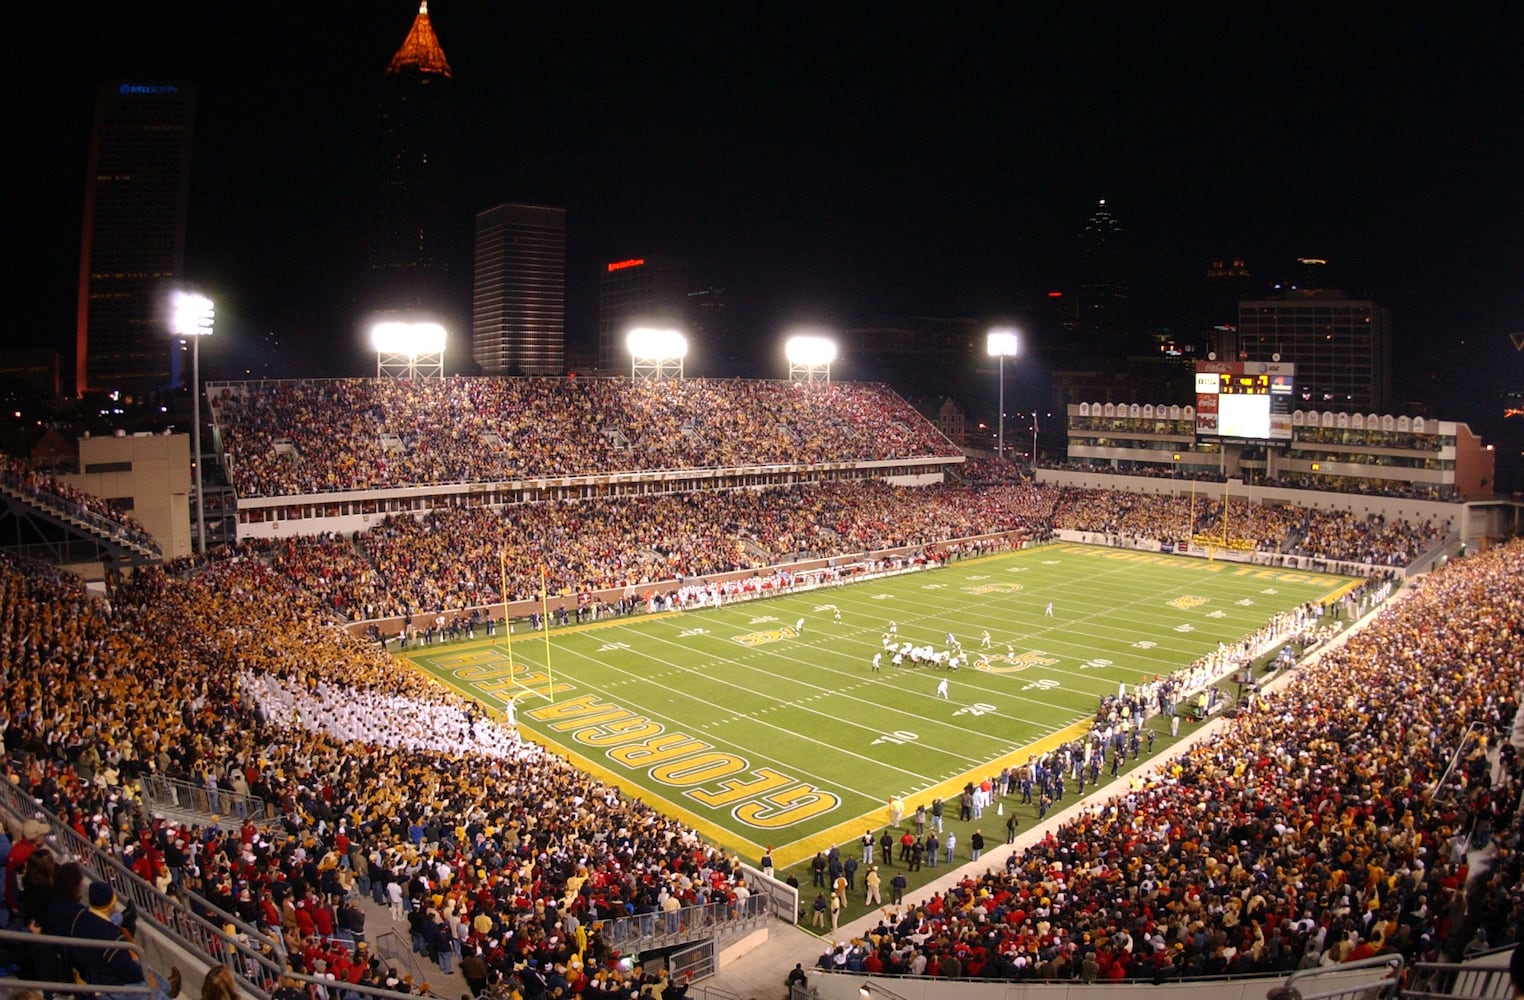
[1075,198,1129,357]
[366,2,455,317]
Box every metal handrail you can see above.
[0,781,286,999]
[137,772,270,824]
[368,926,430,990]
[0,927,155,996]
[1281,954,1405,1000]
[1402,957,1517,1000]
[0,786,460,1000]
[0,469,162,557]
[595,894,770,952]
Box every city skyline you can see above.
[7,6,1521,428]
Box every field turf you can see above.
[402,543,1355,871]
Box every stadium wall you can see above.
[800,965,1396,1000]
[59,432,192,560]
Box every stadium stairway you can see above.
[0,473,162,567]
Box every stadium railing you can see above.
[801,953,1404,1000]
[137,773,273,828]
[3,762,767,1000]
[0,780,285,992]
[739,864,800,925]
[1402,954,1518,1000]
[1282,953,1404,999]
[0,928,157,997]
[598,894,770,953]
[0,468,162,559]
[0,782,433,1000]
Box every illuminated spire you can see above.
[388,1,452,78]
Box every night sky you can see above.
[9,3,1523,468]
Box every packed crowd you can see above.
[951,457,1024,484]
[841,540,1523,983]
[254,482,1057,622]
[1049,489,1442,565]
[248,482,1440,627]
[211,377,958,497]
[1040,462,1230,484]
[0,553,749,998]
[1290,509,1447,567]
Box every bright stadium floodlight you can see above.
[371,320,447,379]
[626,327,687,380]
[785,333,837,383]
[986,328,1019,459]
[168,290,214,555]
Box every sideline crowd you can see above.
[244,481,1440,627]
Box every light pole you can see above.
[785,332,838,383]
[170,291,213,555]
[626,327,688,380]
[986,329,1018,458]
[1032,411,1039,466]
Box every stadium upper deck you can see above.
[209,377,960,500]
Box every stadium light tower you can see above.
[986,328,1019,458]
[785,333,837,383]
[168,290,213,555]
[371,320,447,379]
[627,327,687,380]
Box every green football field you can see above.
[402,543,1355,867]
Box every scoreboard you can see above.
[1195,361,1295,441]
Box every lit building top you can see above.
[388,2,452,77]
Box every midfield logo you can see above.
[964,582,1024,594]
[733,626,799,647]
[975,649,1058,674]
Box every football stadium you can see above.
[1,373,1520,1000]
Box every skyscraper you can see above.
[472,203,565,375]
[366,2,454,313]
[686,286,736,374]
[1074,198,1129,357]
[597,255,689,371]
[75,81,198,395]
[1229,287,1392,413]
